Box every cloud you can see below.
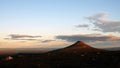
[41,40,55,43]
[76,24,89,28]
[85,12,120,32]
[5,34,55,43]
[5,34,41,41]
[9,34,41,39]
[56,34,120,42]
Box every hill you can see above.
[0,41,120,68]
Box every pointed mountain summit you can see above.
[66,41,92,48]
[61,41,105,53]
[46,41,107,55]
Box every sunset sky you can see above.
[0,0,120,48]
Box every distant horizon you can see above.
[0,41,120,55]
[0,41,120,49]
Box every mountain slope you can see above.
[46,41,107,55]
[0,41,120,68]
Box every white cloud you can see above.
[85,12,120,32]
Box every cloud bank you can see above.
[5,34,55,43]
[5,34,41,41]
[56,34,120,42]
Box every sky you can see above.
[0,0,120,48]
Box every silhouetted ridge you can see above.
[46,41,107,55]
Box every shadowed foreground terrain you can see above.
[0,41,120,68]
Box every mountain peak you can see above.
[74,41,85,45]
[47,41,107,54]
[69,41,91,48]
